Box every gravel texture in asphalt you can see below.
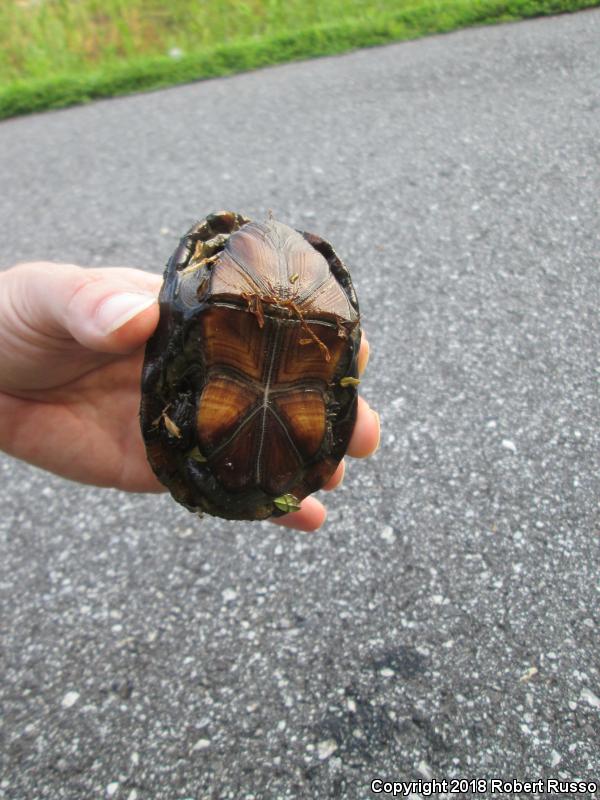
[1,9,599,799]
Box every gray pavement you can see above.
[1,9,599,799]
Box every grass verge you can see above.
[0,0,597,120]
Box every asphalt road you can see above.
[1,9,599,799]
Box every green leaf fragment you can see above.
[273,493,301,513]
[188,446,207,462]
[340,376,360,387]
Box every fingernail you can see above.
[358,338,370,376]
[372,410,381,454]
[97,293,156,334]
[337,459,346,487]
[312,507,327,532]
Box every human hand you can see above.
[0,262,379,531]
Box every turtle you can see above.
[140,210,361,521]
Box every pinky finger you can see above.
[270,495,327,532]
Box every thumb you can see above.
[9,262,161,354]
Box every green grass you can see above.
[0,0,598,119]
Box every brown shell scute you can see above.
[140,211,361,522]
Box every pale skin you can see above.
[0,262,380,532]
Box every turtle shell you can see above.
[140,211,361,521]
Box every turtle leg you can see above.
[187,211,249,243]
[182,211,253,273]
